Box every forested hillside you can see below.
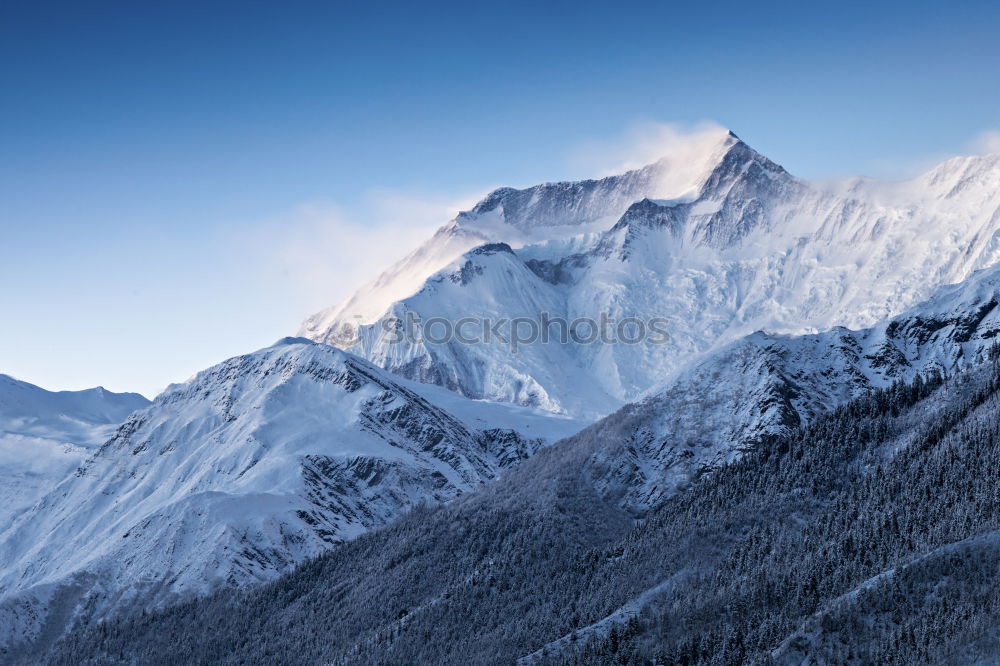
[39,352,1000,665]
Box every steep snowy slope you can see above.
[303,134,1000,419]
[299,129,738,343]
[0,374,148,524]
[326,242,625,417]
[0,339,582,651]
[584,263,1000,512]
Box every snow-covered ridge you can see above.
[464,128,738,234]
[585,263,1000,512]
[0,340,582,650]
[302,133,1000,419]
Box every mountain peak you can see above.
[459,128,748,237]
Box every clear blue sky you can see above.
[3,0,999,397]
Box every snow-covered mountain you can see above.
[0,339,581,651]
[302,130,1000,419]
[301,131,736,333]
[10,129,1000,660]
[584,262,1000,513]
[0,374,148,525]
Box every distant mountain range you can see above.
[0,374,148,526]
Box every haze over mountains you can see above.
[5,130,1000,664]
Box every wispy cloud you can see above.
[569,120,731,176]
[970,130,1000,155]
[236,188,484,315]
[565,120,733,200]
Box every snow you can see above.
[301,131,739,337]
[303,135,1000,421]
[8,131,1000,653]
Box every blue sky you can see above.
[2,0,999,397]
